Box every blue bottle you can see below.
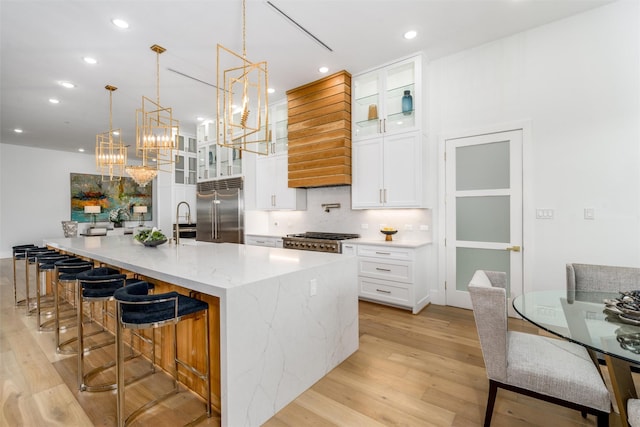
[402,90,413,115]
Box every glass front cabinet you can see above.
[174,134,197,185]
[351,54,425,209]
[353,56,419,142]
[197,120,242,182]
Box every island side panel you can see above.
[221,255,358,427]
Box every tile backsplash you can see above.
[245,186,431,242]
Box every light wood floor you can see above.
[1,257,624,426]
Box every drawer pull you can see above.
[375,288,391,294]
[375,251,391,255]
[375,267,391,272]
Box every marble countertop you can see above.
[43,235,351,297]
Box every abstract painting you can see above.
[70,173,153,223]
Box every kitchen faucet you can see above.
[175,201,191,245]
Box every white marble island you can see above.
[44,235,359,427]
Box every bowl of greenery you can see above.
[134,228,168,247]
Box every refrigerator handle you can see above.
[214,201,216,240]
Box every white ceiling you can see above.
[1,0,614,155]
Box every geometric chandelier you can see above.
[96,85,127,181]
[135,44,179,171]
[126,44,179,187]
[217,0,269,156]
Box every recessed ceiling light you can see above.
[267,88,275,94]
[49,98,60,104]
[78,148,85,153]
[83,56,98,65]
[111,18,129,29]
[59,81,75,89]
[318,66,329,73]
[197,116,205,121]
[404,30,417,40]
[112,131,120,136]
[14,128,23,133]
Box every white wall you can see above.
[0,144,156,257]
[429,0,640,301]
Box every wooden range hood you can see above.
[287,70,351,188]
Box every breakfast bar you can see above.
[44,235,359,426]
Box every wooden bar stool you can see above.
[12,244,36,306]
[54,258,93,354]
[114,281,211,427]
[76,267,148,392]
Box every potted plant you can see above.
[109,207,130,228]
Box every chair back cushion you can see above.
[567,263,640,302]
[468,270,508,383]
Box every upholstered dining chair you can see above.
[468,270,611,427]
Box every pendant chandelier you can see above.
[96,85,127,181]
[217,0,269,155]
[135,44,179,171]
[126,44,178,187]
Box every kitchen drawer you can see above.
[245,236,282,247]
[359,277,410,306]
[359,257,412,283]
[357,245,413,261]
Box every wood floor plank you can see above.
[1,258,626,426]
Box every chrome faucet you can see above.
[175,201,191,245]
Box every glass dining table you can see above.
[513,290,640,427]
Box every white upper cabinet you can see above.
[352,54,425,209]
[353,56,420,142]
[255,99,306,210]
[256,155,306,210]
[197,121,242,181]
[174,134,197,185]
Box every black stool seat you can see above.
[54,258,93,354]
[76,267,147,392]
[34,253,72,330]
[115,282,208,326]
[114,281,211,426]
[77,267,142,298]
[12,244,37,306]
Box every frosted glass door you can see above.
[445,130,523,311]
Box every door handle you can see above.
[506,245,521,252]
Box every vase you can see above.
[402,90,413,115]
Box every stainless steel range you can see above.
[282,232,360,253]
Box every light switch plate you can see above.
[584,208,595,220]
[536,209,554,219]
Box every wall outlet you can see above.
[361,223,369,229]
[536,209,554,219]
[419,224,429,231]
[404,224,413,231]
[584,208,595,220]
[309,279,317,296]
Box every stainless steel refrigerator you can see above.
[196,177,244,244]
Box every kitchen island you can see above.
[44,235,359,427]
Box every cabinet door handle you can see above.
[384,189,387,203]
[383,119,386,133]
[375,251,391,255]
[375,267,391,272]
[375,288,391,294]
[379,189,383,203]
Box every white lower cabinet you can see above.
[356,243,429,314]
[245,235,283,248]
